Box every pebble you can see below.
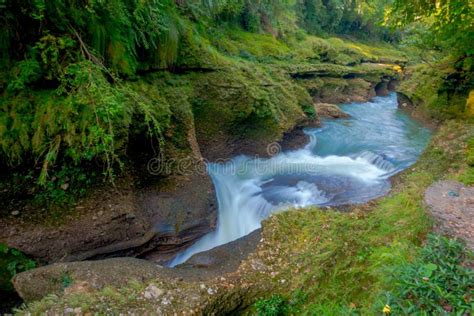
[11,210,19,216]
[207,288,215,295]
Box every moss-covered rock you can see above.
[314,103,350,119]
[398,60,473,121]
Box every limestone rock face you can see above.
[424,181,474,250]
[0,173,217,265]
[314,103,350,119]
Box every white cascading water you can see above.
[169,93,431,267]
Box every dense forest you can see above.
[1,0,473,314]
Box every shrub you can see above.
[255,295,289,316]
[0,244,36,292]
[385,234,473,314]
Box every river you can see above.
[170,93,432,266]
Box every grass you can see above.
[459,137,474,185]
[255,235,474,315]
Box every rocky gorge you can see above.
[6,63,432,311]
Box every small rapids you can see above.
[170,93,431,266]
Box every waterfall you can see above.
[169,93,431,267]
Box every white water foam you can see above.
[169,149,390,266]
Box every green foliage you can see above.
[33,165,96,207]
[386,0,474,58]
[1,60,166,185]
[0,0,183,74]
[0,244,36,292]
[398,61,473,120]
[0,0,404,199]
[255,295,289,316]
[384,235,473,314]
[296,0,397,40]
[60,273,73,290]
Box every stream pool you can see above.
[170,93,432,266]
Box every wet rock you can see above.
[424,181,474,250]
[313,78,376,104]
[177,230,261,277]
[314,103,350,119]
[397,92,413,109]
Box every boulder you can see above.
[424,181,474,250]
[0,173,217,265]
[13,230,262,303]
[12,258,164,302]
[314,103,350,119]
